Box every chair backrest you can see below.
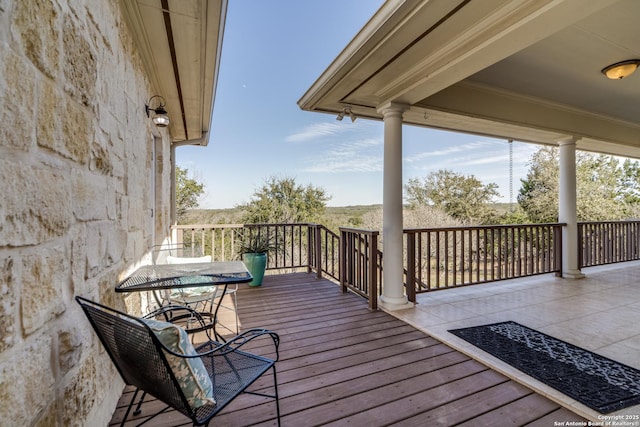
[76,296,194,418]
[152,243,204,265]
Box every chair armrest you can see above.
[145,304,204,322]
[144,307,279,361]
[195,329,280,360]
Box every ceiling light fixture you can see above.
[145,95,170,127]
[601,60,640,80]
[336,106,356,122]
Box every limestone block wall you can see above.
[0,0,172,425]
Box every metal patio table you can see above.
[115,261,252,341]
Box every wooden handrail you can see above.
[171,220,640,310]
[171,223,341,280]
[578,220,640,267]
[403,223,565,293]
[339,227,379,310]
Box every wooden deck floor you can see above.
[110,273,587,426]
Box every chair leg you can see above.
[120,388,141,427]
[215,290,239,336]
[272,365,281,427]
[231,290,239,334]
[242,365,281,426]
[133,390,147,415]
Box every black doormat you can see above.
[449,321,640,413]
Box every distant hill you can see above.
[180,203,515,227]
[179,204,383,226]
[326,204,382,214]
[179,208,244,225]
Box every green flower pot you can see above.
[242,252,267,286]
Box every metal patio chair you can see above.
[76,296,280,427]
[152,244,240,336]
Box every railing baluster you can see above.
[444,231,449,288]
[450,231,454,286]
[436,231,441,289]
[475,229,480,283]
[427,231,432,290]
[493,228,498,280]
[406,231,416,300]
[212,228,216,259]
[468,230,478,283]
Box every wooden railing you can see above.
[172,223,243,261]
[404,223,564,297]
[309,225,341,281]
[171,223,341,279]
[339,227,380,310]
[578,220,640,267]
[173,220,640,310]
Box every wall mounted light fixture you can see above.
[336,106,356,122]
[145,95,170,127]
[601,60,640,80]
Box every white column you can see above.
[558,137,585,279]
[378,102,413,310]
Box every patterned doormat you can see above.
[449,321,640,413]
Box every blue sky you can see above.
[176,0,539,209]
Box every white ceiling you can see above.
[299,0,640,158]
[120,0,227,145]
[468,3,640,125]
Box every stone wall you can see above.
[0,0,172,425]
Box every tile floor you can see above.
[390,261,640,421]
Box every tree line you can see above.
[177,146,640,230]
[406,147,640,225]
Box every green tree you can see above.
[619,159,640,205]
[518,147,631,222]
[517,148,559,223]
[238,176,330,224]
[405,170,499,224]
[175,166,205,219]
[496,205,531,225]
[579,154,626,220]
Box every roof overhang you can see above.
[299,0,640,158]
[120,0,227,146]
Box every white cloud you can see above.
[404,140,496,163]
[285,122,350,143]
[285,120,381,143]
[458,153,511,166]
[335,138,381,150]
[300,137,383,173]
[303,156,383,173]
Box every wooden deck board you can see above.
[109,272,588,426]
[455,393,565,427]
[400,381,536,426]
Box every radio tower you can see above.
[509,139,514,211]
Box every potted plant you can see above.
[238,230,275,286]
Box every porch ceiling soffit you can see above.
[299,0,640,158]
[120,0,227,146]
